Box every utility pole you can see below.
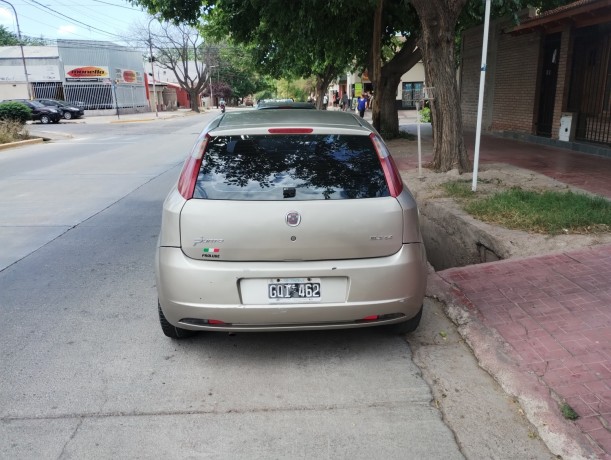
[147,17,158,117]
[209,65,217,109]
[1,0,31,99]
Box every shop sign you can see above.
[65,65,110,81]
[114,69,143,84]
[354,83,363,97]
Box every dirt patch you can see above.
[386,138,611,265]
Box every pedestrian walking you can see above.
[323,94,328,110]
[357,94,367,118]
[341,93,349,111]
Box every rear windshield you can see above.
[193,134,389,200]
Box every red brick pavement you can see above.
[393,121,611,456]
[466,134,611,200]
[393,127,611,199]
[436,244,611,457]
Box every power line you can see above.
[23,0,123,39]
[17,13,116,42]
[90,0,145,12]
[55,0,134,28]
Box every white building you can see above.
[0,40,148,114]
[330,61,426,110]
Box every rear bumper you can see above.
[156,244,427,331]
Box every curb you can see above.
[426,272,600,460]
[107,111,199,124]
[109,119,157,124]
[0,138,44,151]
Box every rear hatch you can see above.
[180,133,403,261]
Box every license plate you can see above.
[268,278,321,302]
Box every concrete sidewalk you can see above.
[383,111,611,458]
[429,247,611,459]
[77,107,199,124]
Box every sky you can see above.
[0,0,152,43]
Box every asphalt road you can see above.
[0,114,466,459]
[1,113,556,459]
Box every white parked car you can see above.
[155,109,427,338]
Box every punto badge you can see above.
[286,211,301,227]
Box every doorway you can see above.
[537,33,561,137]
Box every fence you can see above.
[31,81,149,112]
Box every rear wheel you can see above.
[40,115,50,124]
[158,302,195,339]
[385,306,423,334]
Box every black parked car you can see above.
[3,99,62,124]
[35,98,85,120]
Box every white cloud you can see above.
[57,25,78,36]
[0,7,14,27]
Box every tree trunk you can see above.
[372,37,422,138]
[411,0,471,173]
[315,67,336,110]
[315,76,325,110]
[188,89,201,112]
[371,0,383,131]
[374,71,401,136]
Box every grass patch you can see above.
[441,180,475,199]
[440,181,611,235]
[560,402,579,420]
[440,179,501,199]
[0,120,29,144]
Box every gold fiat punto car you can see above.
[155,109,427,338]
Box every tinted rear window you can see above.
[193,134,389,200]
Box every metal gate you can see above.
[31,81,148,111]
[568,24,611,146]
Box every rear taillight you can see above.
[362,315,379,321]
[177,134,210,199]
[370,133,403,197]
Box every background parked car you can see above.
[2,99,62,124]
[256,100,315,110]
[35,98,85,120]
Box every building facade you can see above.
[330,62,427,110]
[460,0,611,148]
[0,40,148,114]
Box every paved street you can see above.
[4,108,608,458]
[0,112,470,459]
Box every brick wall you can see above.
[491,26,541,133]
[461,24,488,129]
[460,18,543,135]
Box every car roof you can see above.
[256,101,315,110]
[36,98,65,103]
[210,109,377,136]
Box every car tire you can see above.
[158,302,195,339]
[63,112,72,120]
[385,305,423,334]
[40,115,50,124]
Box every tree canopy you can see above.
[132,0,575,172]
[133,0,423,125]
[0,26,47,46]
